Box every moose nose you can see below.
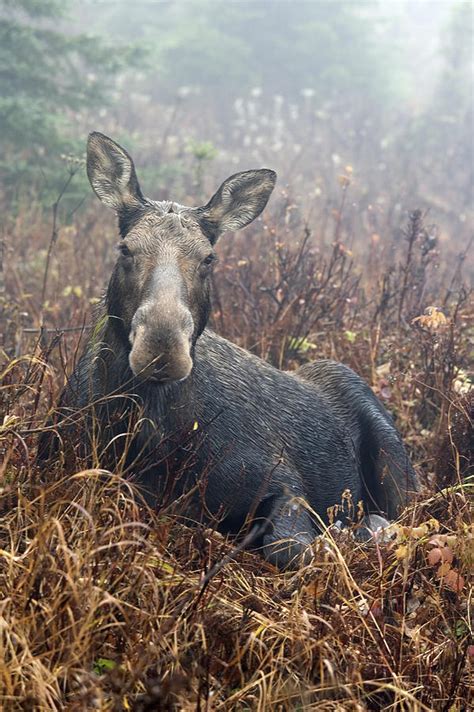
[129,304,194,383]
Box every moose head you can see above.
[87,132,276,383]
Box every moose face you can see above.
[87,132,276,383]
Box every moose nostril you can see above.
[128,314,193,383]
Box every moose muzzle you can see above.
[129,301,194,383]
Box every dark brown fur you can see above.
[39,132,418,569]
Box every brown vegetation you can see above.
[0,176,472,710]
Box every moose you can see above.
[40,132,418,569]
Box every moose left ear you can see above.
[196,169,276,243]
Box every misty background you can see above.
[1,0,472,257]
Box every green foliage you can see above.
[287,336,317,354]
[87,0,402,108]
[2,0,65,16]
[93,657,117,676]
[186,139,218,190]
[0,0,144,205]
[187,139,218,163]
[158,10,252,97]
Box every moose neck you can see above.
[97,313,197,435]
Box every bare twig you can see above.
[39,167,80,326]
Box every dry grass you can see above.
[1,181,472,710]
[0,471,471,710]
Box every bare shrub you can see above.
[0,177,472,710]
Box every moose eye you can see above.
[201,253,216,267]
[119,243,133,258]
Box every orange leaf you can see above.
[440,547,454,564]
[442,569,465,593]
[427,548,442,566]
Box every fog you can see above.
[2,0,472,256]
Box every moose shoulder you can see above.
[40,132,418,569]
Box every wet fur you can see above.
[296,360,418,519]
[39,132,418,569]
[43,322,417,567]
[45,325,364,567]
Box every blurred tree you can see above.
[436,0,472,114]
[436,1,473,206]
[0,0,143,204]
[83,0,402,113]
[415,1,473,210]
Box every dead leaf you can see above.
[437,562,452,578]
[402,524,429,539]
[412,306,448,331]
[440,547,454,564]
[375,361,391,377]
[395,544,409,560]
[442,569,465,593]
[428,548,442,566]
[338,174,351,188]
[428,546,454,567]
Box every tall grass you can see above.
[0,172,472,710]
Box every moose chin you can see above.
[39,131,418,570]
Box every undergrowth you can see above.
[0,180,472,710]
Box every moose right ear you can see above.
[86,132,145,212]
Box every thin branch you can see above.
[39,167,79,325]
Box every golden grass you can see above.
[0,467,471,710]
[1,196,472,710]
